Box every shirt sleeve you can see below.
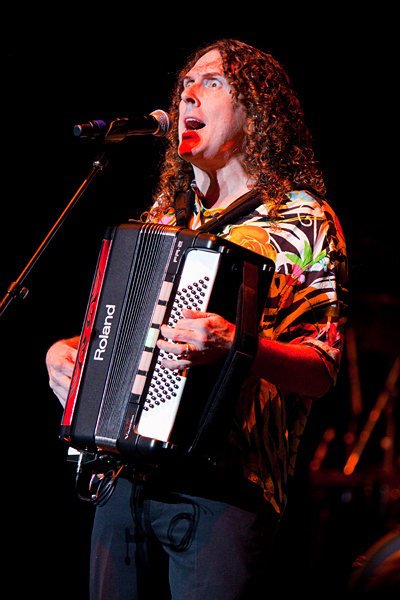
[263,197,349,385]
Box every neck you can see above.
[192,158,254,210]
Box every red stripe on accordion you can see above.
[61,238,112,428]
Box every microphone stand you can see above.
[343,355,400,476]
[0,151,109,320]
[0,111,169,319]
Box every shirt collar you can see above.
[190,180,222,218]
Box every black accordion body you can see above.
[61,221,274,465]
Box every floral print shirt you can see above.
[153,188,348,515]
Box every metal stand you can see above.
[343,355,400,476]
[0,151,109,319]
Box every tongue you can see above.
[186,119,205,130]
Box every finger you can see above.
[181,308,213,319]
[52,387,68,408]
[68,347,78,363]
[46,350,76,377]
[49,372,72,392]
[160,324,202,344]
[159,356,191,371]
[55,360,75,377]
[157,339,189,356]
[49,375,72,407]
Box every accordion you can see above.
[61,221,274,465]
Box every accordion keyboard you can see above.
[134,248,221,441]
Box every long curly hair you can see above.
[150,38,326,220]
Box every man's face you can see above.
[178,49,247,170]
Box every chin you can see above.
[178,147,202,165]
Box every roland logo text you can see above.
[93,304,116,361]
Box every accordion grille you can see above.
[94,224,176,444]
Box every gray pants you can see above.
[90,477,279,599]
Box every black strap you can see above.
[197,189,263,234]
[173,190,193,227]
[188,260,261,457]
[173,188,263,233]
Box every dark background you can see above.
[2,23,399,598]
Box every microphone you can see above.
[73,109,170,142]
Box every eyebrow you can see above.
[182,71,225,81]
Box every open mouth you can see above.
[184,117,206,131]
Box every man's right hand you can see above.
[45,336,80,407]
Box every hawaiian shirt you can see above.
[152,187,348,515]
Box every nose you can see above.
[181,83,200,106]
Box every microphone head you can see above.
[150,110,170,137]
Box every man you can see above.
[47,39,348,599]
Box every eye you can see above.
[182,78,194,89]
[204,78,223,89]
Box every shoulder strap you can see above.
[197,189,263,234]
[173,189,194,227]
